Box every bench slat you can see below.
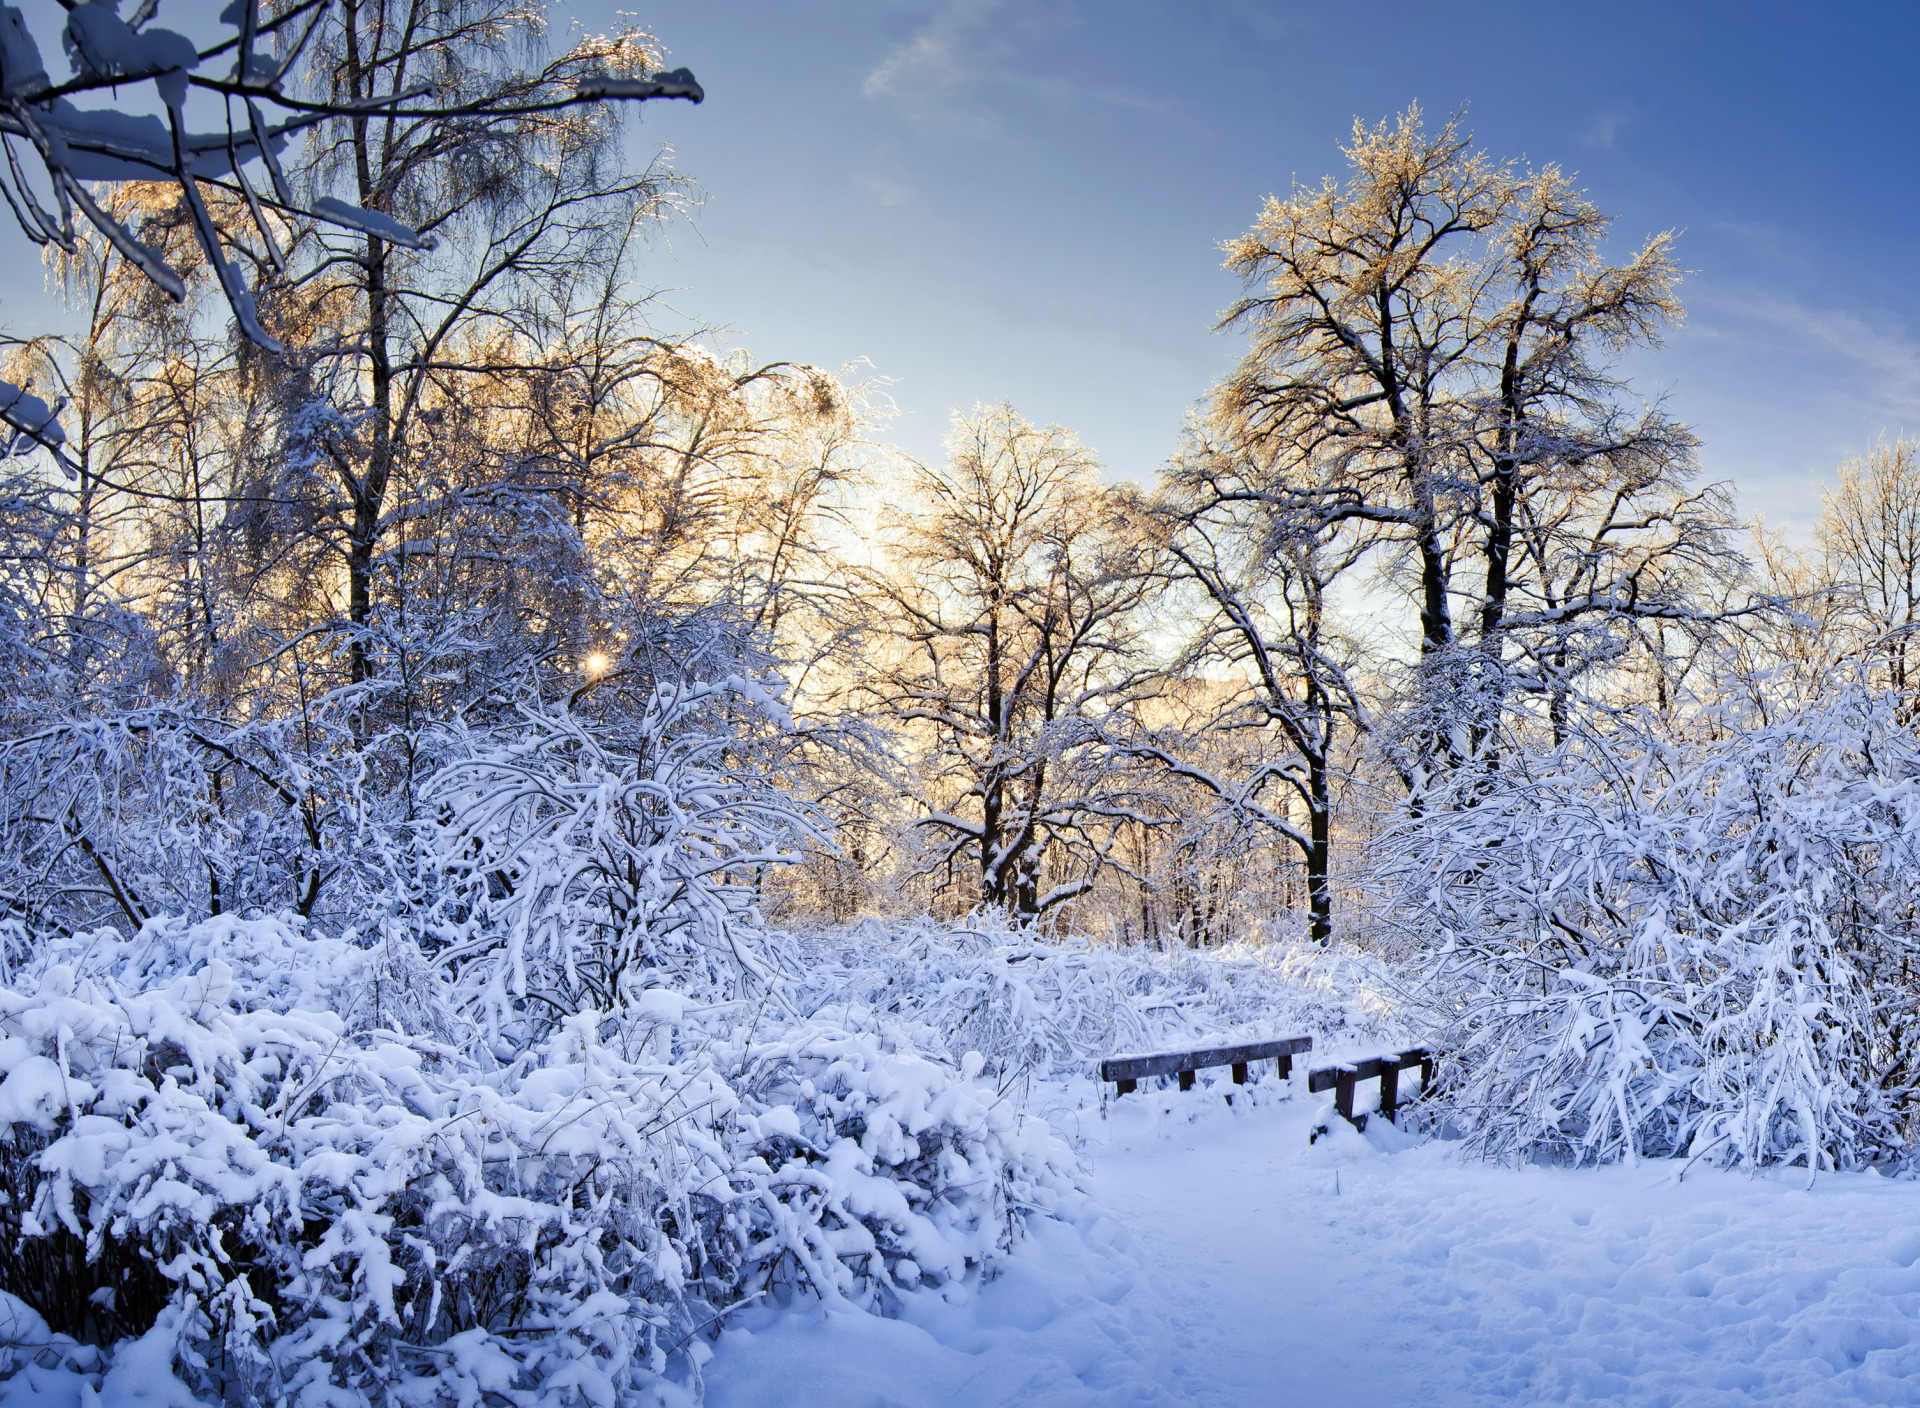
[1099,1035,1312,1083]
[1306,1048,1432,1093]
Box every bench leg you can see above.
[1178,1069,1195,1092]
[1277,1053,1292,1081]
[1116,1078,1136,1096]
[1335,1071,1356,1125]
[1379,1064,1399,1122]
[1419,1054,1435,1092]
[1231,1061,1248,1085]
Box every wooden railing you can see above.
[1099,1036,1313,1096]
[1098,1037,1440,1140]
[1306,1048,1435,1130]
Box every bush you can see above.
[0,916,1075,1406]
[794,911,1410,1085]
[1394,689,1920,1171]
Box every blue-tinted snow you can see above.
[706,1079,1920,1406]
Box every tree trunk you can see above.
[343,17,395,687]
[1306,743,1333,946]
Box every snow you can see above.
[0,7,48,94]
[577,68,705,103]
[309,197,437,250]
[63,5,198,85]
[1398,689,1920,1172]
[705,1078,1920,1407]
[0,379,64,452]
[0,911,1089,1405]
[3,908,1918,1404]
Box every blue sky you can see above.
[602,0,1920,534]
[6,0,1917,532]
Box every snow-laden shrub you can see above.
[1395,689,1920,1170]
[796,911,1409,1084]
[424,686,825,1034]
[0,708,362,939]
[59,910,451,1039]
[0,916,1074,1406]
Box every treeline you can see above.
[0,13,1912,968]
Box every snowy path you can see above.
[1076,1099,1462,1405]
[703,1085,1920,1407]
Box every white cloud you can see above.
[858,0,1182,132]
[1652,282,1920,534]
[1706,290,1920,416]
[862,0,1003,110]
[859,173,914,208]
[1581,105,1634,152]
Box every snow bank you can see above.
[713,1087,1920,1407]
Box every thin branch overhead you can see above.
[0,0,701,355]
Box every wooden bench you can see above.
[1307,1048,1435,1129]
[1099,1036,1313,1096]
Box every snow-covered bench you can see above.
[1099,1035,1313,1096]
[1308,1048,1435,1130]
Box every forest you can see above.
[1,1,1918,1404]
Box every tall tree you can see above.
[266,0,684,686]
[1815,439,1920,718]
[0,188,202,706]
[1152,435,1367,944]
[871,405,1160,917]
[1215,109,1738,789]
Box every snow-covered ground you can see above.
[704,1079,1920,1407]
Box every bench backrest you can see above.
[1099,1035,1313,1084]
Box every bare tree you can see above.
[1814,439,1920,717]
[0,190,200,704]
[870,405,1161,917]
[242,0,695,687]
[1148,435,1367,944]
[0,0,698,353]
[1216,108,1739,790]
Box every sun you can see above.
[583,652,611,676]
